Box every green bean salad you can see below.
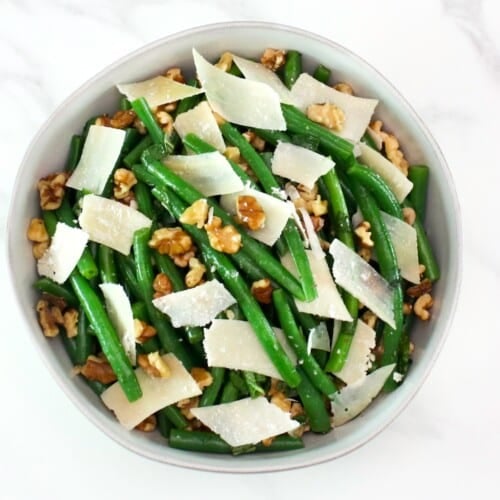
[28,48,439,454]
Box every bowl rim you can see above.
[7,20,463,473]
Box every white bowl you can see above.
[7,21,461,472]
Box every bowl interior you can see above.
[7,22,461,472]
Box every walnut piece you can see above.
[369,120,409,175]
[27,218,50,260]
[307,103,345,132]
[215,52,233,72]
[153,272,173,299]
[164,67,185,83]
[179,199,209,228]
[155,109,174,135]
[148,227,195,267]
[135,415,157,432]
[270,392,292,413]
[36,299,64,337]
[242,130,266,152]
[310,215,325,233]
[362,310,377,329]
[402,206,416,226]
[296,183,318,202]
[260,48,286,71]
[191,367,213,389]
[96,110,136,129]
[251,278,273,304]
[414,293,433,321]
[37,172,68,210]
[334,82,354,95]
[307,195,328,216]
[177,396,199,420]
[80,355,117,384]
[403,302,413,315]
[134,319,157,344]
[406,278,432,298]
[357,247,372,262]
[185,257,206,288]
[113,168,137,200]
[205,216,242,254]
[236,195,266,230]
[355,221,374,248]
[137,352,170,378]
[63,309,79,338]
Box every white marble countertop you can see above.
[1,0,499,498]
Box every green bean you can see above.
[291,133,320,151]
[402,199,440,282]
[281,104,355,166]
[199,367,226,407]
[115,253,143,301]
[130,97,165,146]
[220,380,239,404]
[152,186,301,388]
[120,97,131,110]
[134,160,305,300]
[123,135,154,168]
[134,180,156,220]
[69,271,142,402]
[283,50,302,88]
[227,62,243,77]
[273,289,337,398]
[157,410,173,438]
[243,371,265,398]
[408,165,429,220]
[74,305,94,365]
[252,128,291,146]
[295,368,331,433]
[42,210,58,237]
[133,228,196,368]
[229,371,249,396]
[159,405,189,430]
[34,278,79,307]
[131,301,148,321]
[121,128,141,155]
[348,180,404,386]
[220,122,316,301]
[66,134,83,172]
[313,64,331,84]
[97,245,118,284]
[347,163,403,219]
[361,131,378,150]
[321,169,359,372]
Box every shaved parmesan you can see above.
[298,207,323,258]
[203,319,297,380]
[291,74,378,142]
[331,364,395,426]
[358,143,413,202]
[174,101,225,153]
[334,320,376,385]
[37,222,88,284]
[365,127,383,150]
[79,194,152,255]
[381,212,420,284]
[306,322,330,353]
[99,283,136,366]
[220,187,292,246]
[231,54,295,104]
[163,152,243,197]
[330,239,395,328]
[193,49,286,130]
[152,280,236,327]
[271,142,335,189]
[101,354,201,430]
[66,125,125,195]
[281,251,352,321]
[117,75,204,108]
[191,397,299,447]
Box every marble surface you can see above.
[1,0,499,498]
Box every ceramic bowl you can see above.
[7,21,461,472]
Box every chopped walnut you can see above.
[153,272,173,299]
[290,401,305,418]
[406,279,432,298]
[212,111,226,126]
[37,172,68,210]
[137,352,170,378]
[96,110,136,129]
[334,82,354,95]
[419,264,426,277]
[134,319,157,344]
[224,146,242,164]
[242,130,266,152]
[355,221,374,248]
[32,241,49,260]
[177,396,199,420]
[215,52,233,72]
[296,183,318,202]
[135,415,157,432]
[270,392,292,413]
[155,109,174,135]
[310,215,325,233]
[403,302,413,315]
[251,278,273,304]
[113,168,137,200]
[290,422,311,439]
[148,227,195,267]
[307,195,328,216]
[362,310,377,329]
[414,293,433,321]
[307,103,345,132]
[36,299,64,337]
[369,120,409,175]
[191,367,213,389]
[164,67,185,83]
[357,247,372,262]
[134,117,147,135]
[261,437,275,447]
[27,218,50,259]
[185,257,206,288]
[205,216,242,254]
[268,378,286,397]
[81,355,117,384]
[179,199,209,228]
[402,206,416,226]
[63,309,79,338]
[236,195,266,230]
[260,48,286,71]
